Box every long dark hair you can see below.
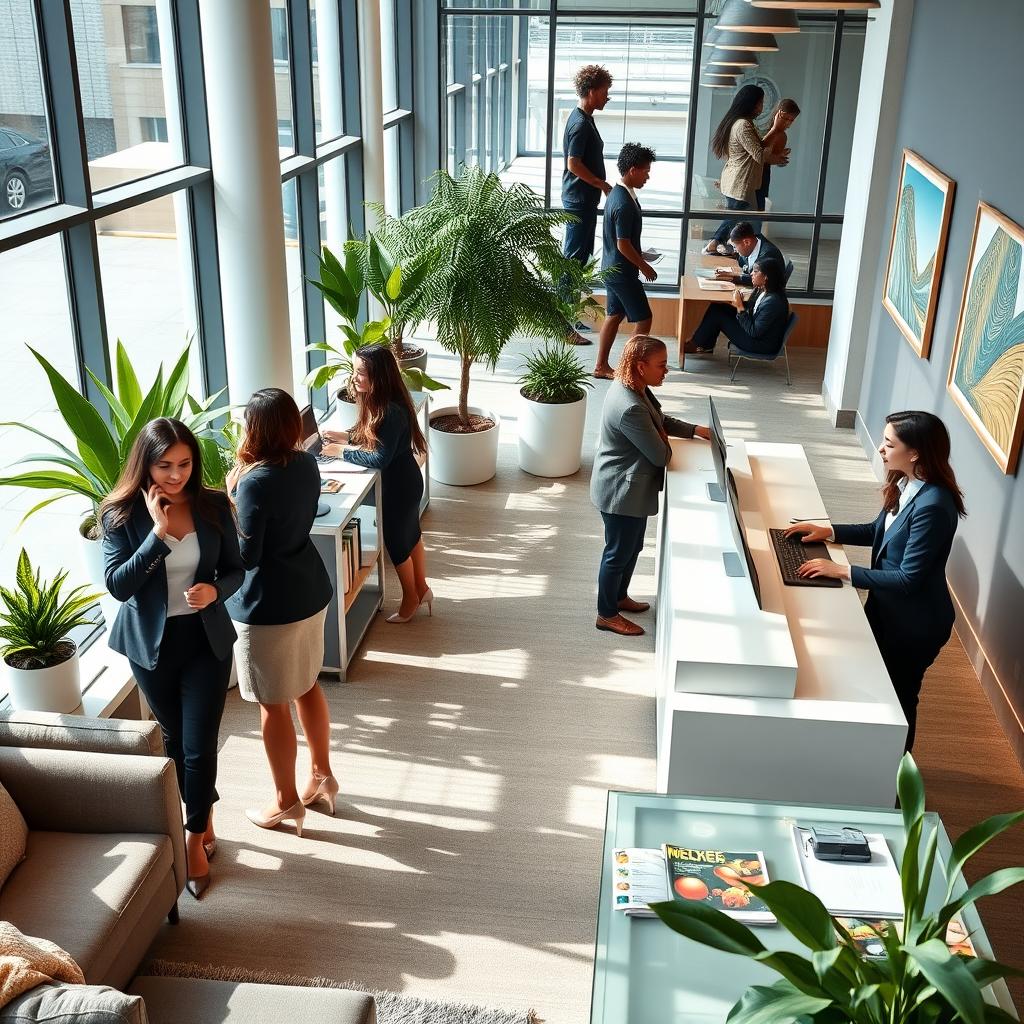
[753,257,786,295]
[881,411,966,517]
[237,388,303,470]
[100,418,226,532]
[711,84,764,159]
[351,346,426,455]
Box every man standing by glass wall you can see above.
[561,65,613,339]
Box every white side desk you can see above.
[655,438,907,807]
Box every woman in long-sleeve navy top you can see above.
[322,345,432,623]
[786,411,966,751]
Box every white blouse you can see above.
[164,531,200,617]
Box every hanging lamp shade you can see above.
[709,48,759,67]
[704,64,748,77]
[751,0,877,8]
[712,30,779,51]
[717,0,800,34]
[701,79,737,89]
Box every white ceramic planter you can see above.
[78,527,122,632]
[428,405,500,486]
[518,390,588,478]
[398,347,428,374]
[5,643,82,713]
[333,393,359,431]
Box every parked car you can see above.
[1,126,54,215]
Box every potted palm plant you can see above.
[374,166,576,486]
[517,343,594,478]
[651,754,1024,1024]
[1,549,100,713]
[0,340,231,624]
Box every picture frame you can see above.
[947,201,1024,475]
[881,150,955,359]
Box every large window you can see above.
[441,5,866,297]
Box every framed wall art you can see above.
[947,201,1024,475]
[882,150,955,359]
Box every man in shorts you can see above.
[593,143,657,379]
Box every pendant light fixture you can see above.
[711,30,779,52]
[701,79,737,89]
[751,0,877,8]
[704,64,748,78]
[717,0,800,34]
[709,48,759,67]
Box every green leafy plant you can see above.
[542,252,610,343]
[0,341,232,537]
[305,242,447,398]
[200,417,243,492]
[651,754,1024,1024]
[372,165,578,428]
[0,549,100,669]
[518,342,594,405]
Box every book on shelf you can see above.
[610,845,775,924]
[791,825,903,919]
[834,915,976,961]
[343,518,363,570]
[341,530,354,593]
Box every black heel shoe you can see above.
[186,873,210,900]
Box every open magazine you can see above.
[835,916,977,960]
[611,846,775,924]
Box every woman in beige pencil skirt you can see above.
[225,389,339,837]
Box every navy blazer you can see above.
[736,290,789,352]
[102,494,244,669]
[833,482,959,651]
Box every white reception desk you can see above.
[654,437,907,807]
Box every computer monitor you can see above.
[724,468,762,610]
[707,397,727,503]
[299,404,320,452]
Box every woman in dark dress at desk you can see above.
[786,410,966,751]
[685,257,789,356]
[322,345,431,623]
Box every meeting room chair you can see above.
[728,311,798,386]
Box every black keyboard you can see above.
[769,528,842,588]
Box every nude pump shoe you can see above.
[302,774,340,816]
[386,587,433,623]
[245,799,306,837]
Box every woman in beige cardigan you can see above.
[704,85,789,254]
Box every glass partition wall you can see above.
[440,1,865,298]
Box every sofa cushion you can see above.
[0,781,28,886]
[0,713,163,757]
[129,978,376,1024]
[0,833,173,985]
[0,983,147,1024]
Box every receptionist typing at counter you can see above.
[786,410,966,751]
[590,335,711,638]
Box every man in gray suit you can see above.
[591,336,710,636]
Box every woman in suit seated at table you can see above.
[684,256,789,356]
[786,410,966,751]
[590,335,711,638]
[322,345,431,623]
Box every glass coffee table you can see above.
[591,791,1015,1024]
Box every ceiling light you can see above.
[709,48,759,67]
[702,79,737,89]
[704,64,748,77]
[717,0,800,34]
[751,0,877,8]
[712,30,779,52]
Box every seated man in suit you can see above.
[685,257,789,356]
[714,221,785,287]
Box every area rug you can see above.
[140,959,542,1024]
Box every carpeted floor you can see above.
[145,333,1024,1021]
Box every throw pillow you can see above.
[0,781,28,887]
[0,923,84,1010]
[0,983,147,1024]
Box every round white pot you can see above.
[333,393,359,431]
[518,390,588,478]
[78,526,122,632]
[428,405,500,486]
[5,643,82,713]
[398,346,428,375]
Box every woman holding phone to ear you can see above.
[785,411,966,751]
[101,418,244,900]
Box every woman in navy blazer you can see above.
[685,256,789,356]
[787,411,966,751]
[101,418,243,898]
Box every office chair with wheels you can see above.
[728,311,798,385]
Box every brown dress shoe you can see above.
[567,329,593,346]
[596,614,645,637]
[683,340,714,355]
[618,597,651,613]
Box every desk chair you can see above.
[784,259,794,283]
[728,311,798,386]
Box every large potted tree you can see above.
[375,166,575,486]
[1,549,100,713]
[517,342,594,478]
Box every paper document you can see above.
[792,826,903,919]
[642,249,663,263]
[696,277,735,292]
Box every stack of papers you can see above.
[696,277,735,292]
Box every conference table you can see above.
[675,253,747,370]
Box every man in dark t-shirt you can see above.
[561,64,613,336]
[593,143,658,379]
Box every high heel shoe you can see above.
[420,587,433,616]
[203,838,217,861]
[302,774,340,816]
[386,588,434,623]
[186,873,211,900]
[245,799,306,837]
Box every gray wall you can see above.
[855,0,1024,758]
